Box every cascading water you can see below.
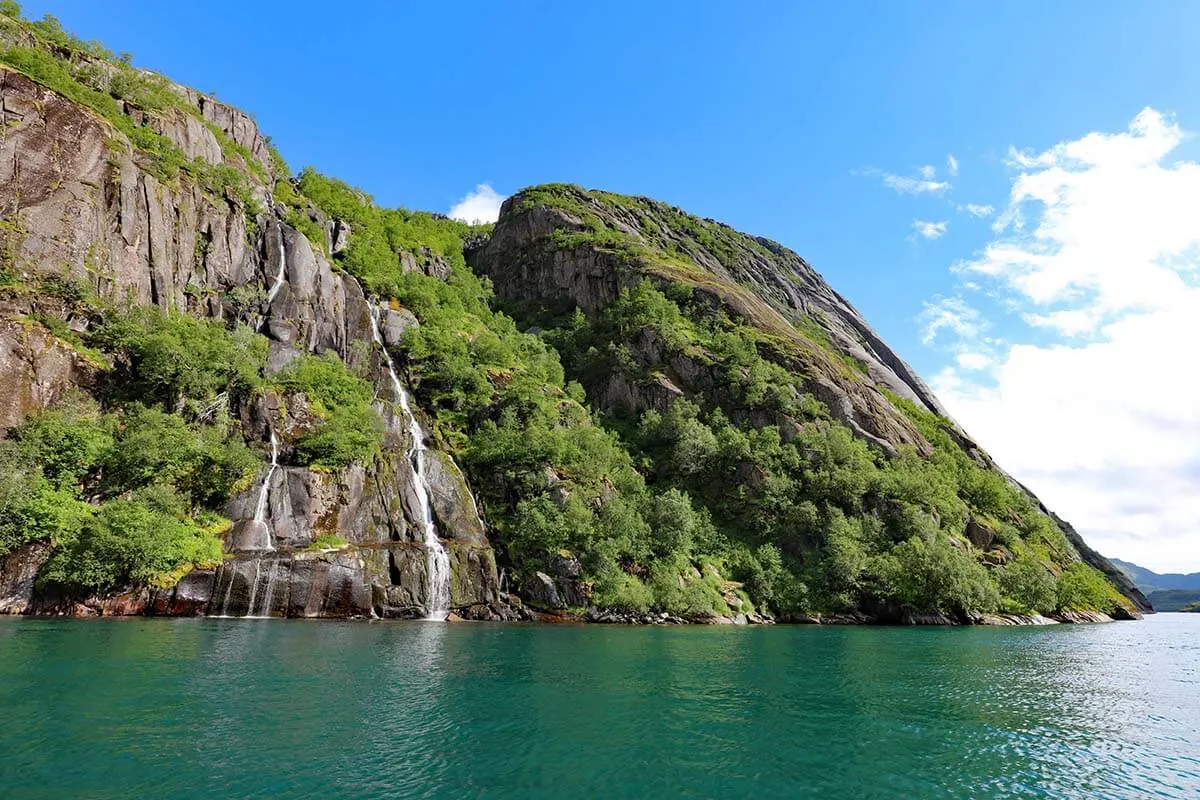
[257,226,288,332]
[253,429,279,552]
[266,226,287,304]
[225,431,282,618]
[368,304,452,620]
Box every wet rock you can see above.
[523,572,564,609]
[1051,610,1114,624]
[901,611,957,625]
[975,613,1058,626]
[425,450,487,545]
[1111,605,1143,621]
[818,612,873,625]
[0,541,52,614]
[155,569,215,616]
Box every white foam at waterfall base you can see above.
[368,304,452,620]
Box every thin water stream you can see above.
[369,304,452,619]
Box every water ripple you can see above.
[0,616,1197,799]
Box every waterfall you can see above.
[244,560,261,617]
[265,225,287,304]
[252,429,279,551]
[218,568,235,618]
[256,226,287,333]
[251,559,281,619]
[368,304,452,620]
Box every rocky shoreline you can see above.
[1,542,1142,625]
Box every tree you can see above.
[998,556,1057,614]
[881,535,1000,615]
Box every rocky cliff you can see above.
[469,186,1151,617]
[0,10,1149,623]
[0,20,503,619]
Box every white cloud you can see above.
[883,173,951,194]
[912,219,949,240]
[947,154,959,176]
[919,295,983,344]
[954,352,993,371]
[924,107,1200,572]
[858,167,952,195]
[448,184,506,224]
[959,203,995,218]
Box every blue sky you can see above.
[22,2,1200,571]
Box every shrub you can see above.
[1056,562,1121,613]
[41,496,222,589]
[273,352,384,468]
[997,556,1058,615]
[93,308,265,412]
[879,535,1000,615]
[13,397,112,491]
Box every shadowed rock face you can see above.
[471,196,932,455]
[0,65,499,618]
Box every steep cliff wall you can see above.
[0,52,501,619]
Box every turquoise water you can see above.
[0,615,1196,799]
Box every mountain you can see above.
[0,8,1148,623]
[1111,559,1200,592]
[1110,559,1200,612]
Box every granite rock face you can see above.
[0,64,499,618]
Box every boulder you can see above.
[964,516,997,550]
[523,572,564,609]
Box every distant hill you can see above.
[1145,589,1200,612]
[1111,559,1200,593]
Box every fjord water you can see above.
[0,617,1196,799]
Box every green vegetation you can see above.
[1055,562,1125,614]
[289,168,485,289]
[1145,589,1200,612]
[308,533,349,551]
[271,352,383,469]
[0,296,387,592]
[488,187,1134,619]
[293,170,744,615]
[0,7,266,198]
[0,303,267,590]
[286,172,1123,619]
[997,555,1059,615]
